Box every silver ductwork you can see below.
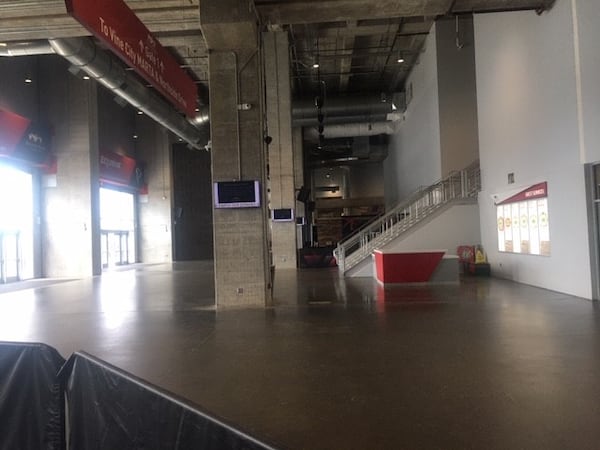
[304,121,398,142]
[47,37,207,149]
[188,105,210,126]
[292,94,396,127]
[0,41,55,56]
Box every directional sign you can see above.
[65,0,197,117]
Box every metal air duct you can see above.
[304,121,398,142]
[292,94,395,127]
[48,37,207,149]
[0,41,54,56]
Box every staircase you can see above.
[333,161,481,275]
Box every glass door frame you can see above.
[0,231,21,283]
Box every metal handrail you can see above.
[334,160,481,274]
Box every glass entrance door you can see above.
[99,187,136,269]
[0,232,20,283]
[101,231,131,268]
[0,164,34,283]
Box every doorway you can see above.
[0,164,34,283]
[99,187,136,269]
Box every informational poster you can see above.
[496,182,550,256]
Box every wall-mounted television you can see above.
[214,180,261,208]
[272,208,294,222]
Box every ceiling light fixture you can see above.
[24,77,32,83]
[312,62,319,69]
[133,134,138,139]
[137,110,143,115]
[397,56,405,64]
[82,75,90,80]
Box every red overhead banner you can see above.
[65,0,197,117]
[99,151,144,189]
[0,108,53,168]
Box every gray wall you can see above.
[0,55,40,120]
[436,16,480,174]
[98,86,136,158]
[384,25,441,208]
[39,55,101,277]
[136,117,174,264]
[347,163,384,199]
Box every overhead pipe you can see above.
[293,114,392,127]
[292,94,395,126]
[0,41,54,56]
[47,37,207,149]
[304,121,398,142]
[308,145,389,168]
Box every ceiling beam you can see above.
[256,0,453,25]
[0,0,200,41]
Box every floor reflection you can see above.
[0,263,600,450]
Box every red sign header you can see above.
[0,108,53,168]
[65,0,197,117]
[99,151,143,189]
[498,182,548,205]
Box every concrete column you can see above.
[41,58,101,277]
[201,0,272,307]
[264,31,297,269]
[137,118,173,263]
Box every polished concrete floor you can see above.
[1,262,600,449]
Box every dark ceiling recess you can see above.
[255,0,557,98]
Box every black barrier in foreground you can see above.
[59,352,278,450]
[0,342,65,450]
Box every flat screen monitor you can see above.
[272,208,294,222]
[214,180,260,208]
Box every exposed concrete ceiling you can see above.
[255,0,556,96]
[0,0,556,102]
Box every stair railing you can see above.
[334,160,480,274]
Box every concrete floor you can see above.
[1,262,600,449]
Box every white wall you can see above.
[385,204,480,253]
[474,3,592,298]
[384,25,441,208]
[574,0,600,163]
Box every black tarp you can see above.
[0,341,65,450]
[60,352,278,450]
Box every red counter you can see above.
[374,249,446,284]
